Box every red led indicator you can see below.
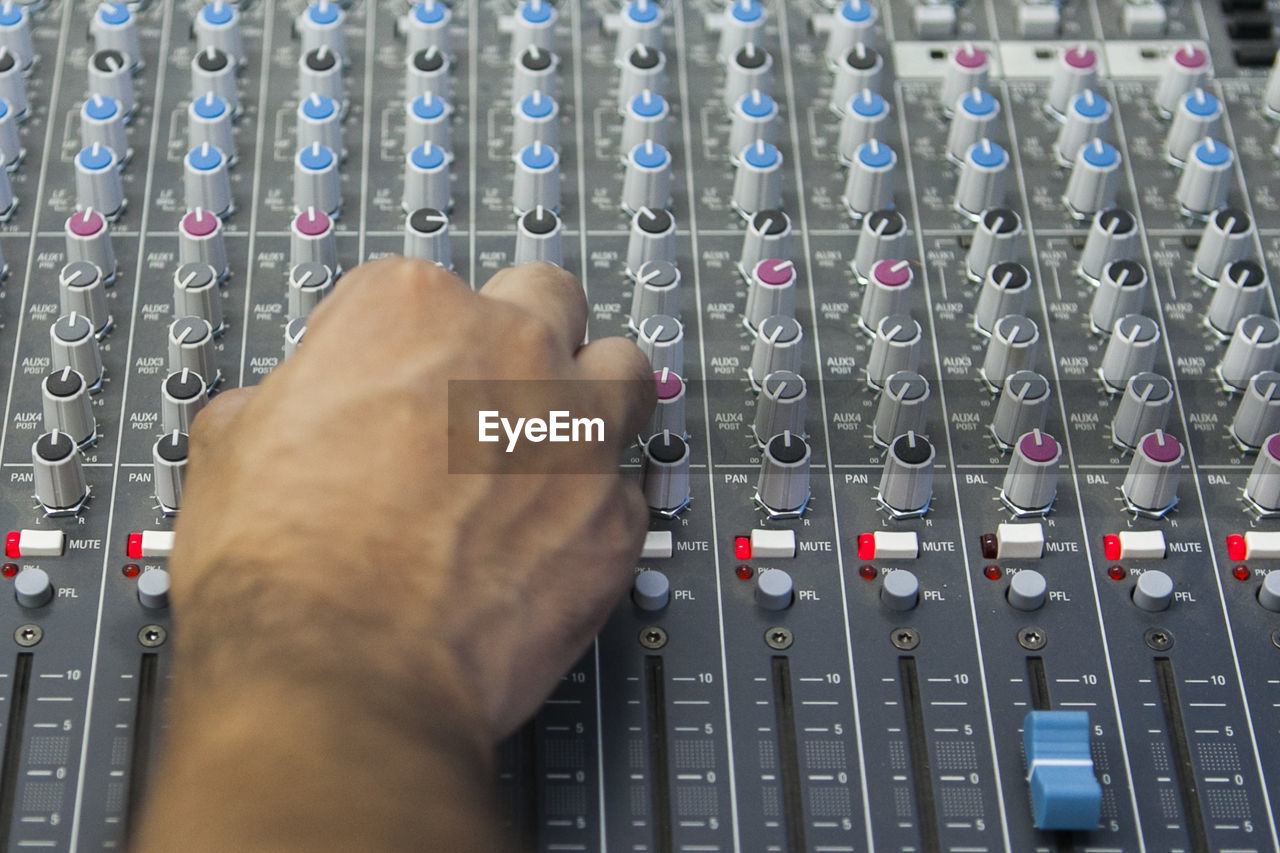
[127,533,144,560]
[858,565,877,581]
[122,564,140,578]
[2,563,17,578]
[984,564,1003,580]
[1102,535,1121,561]
[857,533,875,561]
[1226,534,1246,562]
[734,536,752,561]
[1107,565,1127,581]
[1232,565,1251,581]
[735,564,754,580]
[5,531,19,559]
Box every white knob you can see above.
[188,93,235,160]
[80,95,128,165]
[831,43,883,111]
[738,210,791,279]
[626,208,677,278]
[299,93,344,158]
[194,2,244,63]
[407,92,452,154]
[88,49,131,116]
[954,139,1009,218]
[179,208,228,278]
[402,141,451,214]
[405,0,451,58]
[1192,207,1254,283]
[173,262,223,332]
[1122,431,1182,516]
[837,89,889,163]
[1218,315,1280,392]
[287,261,335,321]
[298,1,346,61]
[748,315,804,388]
[513,91,558,151]
[618,45,665,105]
[403,207,451,267]
[940,44,990,114]
[982,315,1040,390]
[732,140,783,216]
[842,139,896,218]
[859,259,913,334]
[1089,260,1148,334]
[58,262,110,336]
[293,142,341,216]
[965,207,1022,280]
[75,143,124,219]
[161,369,209,434]
[512,142,560,215]
[291,207,338,271]
[717,0,766,64]
[614,0,662,62]
[1046,44,1098,117]
[743,259,796,331]
[511,0,557,59]
[91,2,141,69]
[1078,208,1138,282]
[945,88,1001,163]
[853,208,908,281]
[874,370,930,447]
[1176,138,1233,218]
[405,46,451,103]
[1164,89,1222,165]
[724,44,772,112]
[1053,90,1111,166]
[622,90,668,154]
[183,143,232,218]
[514,206,562,266]
[1101,314,1160,392]
[623,140,673,213]
[729,90,777,158]
[512,46,559,101]
[64,209,116,284]
[191,46,237,114]
[1153,43,1211,117]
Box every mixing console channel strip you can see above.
[0,0,1277,850]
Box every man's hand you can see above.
[133,259,655,852]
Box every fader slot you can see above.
[769,655,806,853]
[123,653,159,840]
[0,653,33,851]
[898,656,941,853]
[643,655,673,853]
[1154,657,1211,853]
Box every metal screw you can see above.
[1144,627,1173,652]
[138,624,167,648]
[1017,626,1047,651]
[765,627,793,650]
[890,627,920,650]
[14,624,42,647]
[638,626,667,650]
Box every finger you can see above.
[573,336,656,449]
[478,262,587,352]
[187,386,257,455]
[306,256,469,335]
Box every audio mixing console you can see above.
[1,0,1279,850]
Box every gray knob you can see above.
[1112,372,1173,449]
[614,0,663,61]
[754,370,806,446]
[1193,207,1254,282]
[1122,430,1182,515]
[823,0,877,66]
[514,91,559,151]
[168,316,219,388]
[874,370,930,446]
[1245,434,1280,513]
[195,1,244,62]
[0,47,23,118]
[512,46,559,102]
[403,207,451,267]
[405,46,450,103]
[626,208,676,276]
[153,430,188,515]
[623,141,673,213]
[1001,429,1060,515]
[80,95,128,165]
[755,569,794,611]
[91,2,141,67]
[1219,315,1280,392]
[88,49,132,116]
[831,43,883,110]
[859,259,913,333]
[637,313,684,375]
[755,431,811,518]
[406,91,453,155]
[191,46,237,115]
[1079,208,1138,282]
[1165,89,1222,165]
[32,430,88,514]
[1053,90,1112,166]
[0,96,18,166]
[842,140,896,218]
[137,569,172,610]
[184,143,232,218]
[965,208,1023,280]
[1258,572,1280,613]
[1209,260,1267,338]
[187,93,235,162]
[75,143,124,219]
[58,261,110,336]
[739,210,791,279]
[514,206,563,266]
[632,570,670,611]
[1046,45,1099,117]
[622,90,668,154]
[853,209,908,281]
[291,208,338,271]
[945,88,1001,163]
[1007,569,1048,612]
[724,44,772,111]
[1176,139,1233,218]
[402,142,451,215]
[729,90,777,157]
[744,259,796,331]
[511,0,557,58]
[618,45,666,105]
[179,207,229,278]
[293,143,341,215]
[298,0,346,60]
[881,569,919,611]
[1090,260,1148,334]
[0,2,32,71]
[1154,44,1211,116]
[838,89,890,163]
[513,142,560,216]
[974,262,1032,335]
[641,431,690,516]
[284,317,307,358]
[647,368,686,440]
[173,263,223,332]
[731,141,782,216]
[14,568,52,609]
[878,431,934,516]
[287,262,334,321]
[1063,139,1121,217]
[1232,371,1280,451]
[867,313,921,388]
[991,370,1051,448]
[161,369,209,434]
[300,46,343,106]
[749,315,803,388]
[50,313,103,389]
[1133,569,1174,612]
[954,139,1009,217]
[630,260,681,326]
[1101,314,1160,392]
[405,0,452,57]
[982,315,1040,390]
[41,368,95,447]
[940,44,990,114]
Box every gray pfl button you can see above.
[881,569,919,611]
[755,431,811,519]
[1257,571,1280,613]
[14,568,53,609]
[1218,314,1280,392]
[50,313,103,390]
[153,430,188,515]
[647,368,686,441]
[1100,314,1159,393]
[1193,207,1254,283]
[1231,371,1280,451]
[852,208,908,282]
[1132,569,1174,612]
[41,367,96,448]
[287,261,334,321]
[738,209,791,279]
[981,315,1040,392]
[743,259,796,332]
[32,430,88,515]
[878,431,934,518]
[1111,372,1173,450]
[753,370,807,447]
[404,46,451,103]
[990,370,1050,449]
[513,205,563,266]
[637,313,684,376]
[974,261,1032,336]
[866,313,921,389]
[512,46,559,102]
[1089,260,1148,335]
[403,207,451,268]
[831,44,883,112]
[138,569,172,610]
[1208,260,1267,339]
[58,261,111,337]
[965,207,1022,281]
[641,430,691,517]
[1122,430,1182,517]
[724,46,773,111]
[632,570,670,612]
[874,370,929,447]
[748,315,803,390]
[167,316,220,390]
[1001,429,1060,516]
[755,569,794,611]
[173,262,224,333]
[1078,208,1138,282]
[1007,569,1048,611]
[1245,434,1280,514]
[629,260,680,329]
[626,207,676,276]
[161,369,209,434]
[191,46,238,115]
[284,317,307,358]
[858,258,913,335]
[618,44,666,106]
[88,49,132,116]
[300,46,343,106]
